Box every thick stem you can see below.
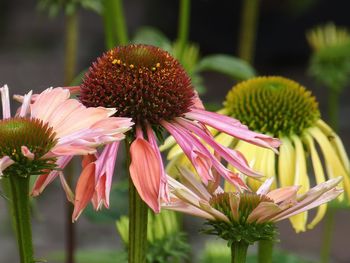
[231,242,249,263]
[177,0,191,57]
[320,208,335,263]
[64,11,78,263]
[8,176,34,263]
[126,141,148,263]
[103,0,128,48]
[237,0,260,64]
[327,90,340,131]
[258,240,273,263]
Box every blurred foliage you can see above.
[116,210,190,263]
[132,27,256,94]
[37,0,102,17]
[200,240,315,263]
[48,249,127,263]
[307,23,350,91]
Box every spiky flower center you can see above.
[224,76,320,137]
[80,44,195,125]
[204,192,277,245]
[0,118,57,177]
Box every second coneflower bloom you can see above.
[76,44,280,214]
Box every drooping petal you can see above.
[129,137,161,213]
[278,137,295,187]
[185,108,281,151]
[0,85,11,119]
[72,162,96,221]
[248,202,282,223]
[0,156,15,176]
[59,172,75,203]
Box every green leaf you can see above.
[196,54,256,80]
[132,27,172,52]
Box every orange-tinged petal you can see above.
[72,163,96,221]
[129,138,161,213]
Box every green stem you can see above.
[320,208,335,263]
[8,176,34,263]
[258,240,273,263]
[64,12,78,86]
[328,90,340,131]
[177,0,191,57]
[237,0,260,64]
[231,242,249,263]
[103,0,128,48]
[126,141,148,263]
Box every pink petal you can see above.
[21,146,35,160]
[266,186,300,204]
[185,108,281,151]
[129,137,161,213]
[31,156,72,196]
[256,177,275,195]
[59,172,75,203]
[72,162,96,221]
[0,85,11,119]
[47,145,97,157]
[18,90,32,117]
[0,156,15,176]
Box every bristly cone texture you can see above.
[80,44,195,125]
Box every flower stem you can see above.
[177,0,191,57]
[103,0,128,48]
[258,240,273,263]
[320,208,335,263]
[327,89,340,131]
[126,141,148,263]
[8,175,34,263]
[231,242,249,263]
[237,0,260,64]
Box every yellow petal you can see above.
[159,135,177,152]
[214,132,235,148]
[278,137,295,187]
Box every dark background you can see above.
[0,0,349,262]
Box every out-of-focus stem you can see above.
[237,0,260,64]
[320,208,335,263]
[258,240,273,263]
[64,11,78,263]
[231,242,248,263]
[177,0,191,58]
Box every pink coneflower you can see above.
[0,85,133,218]
[162,168,342,261]
[76,44,280,215]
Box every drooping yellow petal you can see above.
[159,135,177,152]
[214,132,235,148]
[289,135,309,233]
[308,126,350,201]
[303,132,328,229]
[317,119,350,171]
[278,137,295,187]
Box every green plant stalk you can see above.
[320,208,335,263]
[126,141,148,263]
[231,242,248,263]
[8,175,34,263]
[258,240,273,263]
[64,11,78,263]
[103,0,128,48]
[328,89,340,131]
[237,0,260,64]
[177,0,191,58]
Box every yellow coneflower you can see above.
[163,76,350,233]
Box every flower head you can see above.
[163,168,343,245]
[220,76,350,232]
[76,44,280,214]
[0,85,133,219]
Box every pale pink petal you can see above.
[185,108,281,151]
[31,156,73,196]
[256,177,275,195]
[0,156,15,176]
[18,90,32,117]
[94,142,119,208]
[129,137,161,213]
[21,146,35,160]
[0,85,11,119]
[248,202,282,223]
[65,86,81,95]
[146,125,169,202]
[162,201,216,221]
[72,162,96,221]
[266,186,300,203]
[59,172,75,203]
[47,144,97,157]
